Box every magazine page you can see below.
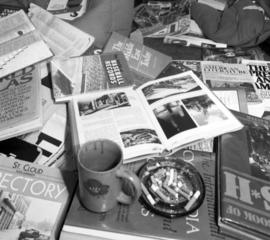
[70,88,165,163]
[0,65,42,141]
[136,71,243,152]
[28,3,95,58]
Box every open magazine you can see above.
[69,71,243,163]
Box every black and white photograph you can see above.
[142,75,201,104]
[246,121,270,179]
[182,95,228,126]
[78,92,130,116]
[0,191,61,240]
[121,128,161,147]
[153,100,197,139]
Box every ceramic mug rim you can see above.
[78,139,123,174]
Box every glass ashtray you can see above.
[138,157,205,218]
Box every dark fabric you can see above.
[191,0,270,47]
[0,0,29,10]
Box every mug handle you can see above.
[116,166,142,205]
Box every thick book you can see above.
[0,64,43,141]
[217,111,270,240]
[68,70,242,163]
[0,156,77,240]
[60,148,233,240]
[50,51,135,102]
[0,10,53,79]
[103,32,172,80]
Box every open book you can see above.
[68,71,243,163]
[0,10,53,79]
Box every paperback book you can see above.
[68,70,242,163]
[60,148,234,240]
[242,59,270,104]
[50,51,135,102]
[0,156,77,240]
[217,110,270,240]
[103,32,172,80]
[0,10,53,79]
[0,64,43,141]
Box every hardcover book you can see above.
[0,156,77,240]
[103,32,172,80]
[0,64,43,141]
[50,51,135,102]
[217,111,270,240]
[68,70,242,163]
[60,148,234,240]
[0,10,53,79]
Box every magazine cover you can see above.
[0,156,77,240]
[217,111,270,240]
[60,148,236,240]
[68,71,242,163]
[51,51,134,102]
[103,32,172,79]
[242,59,270,104]
[201,61,262,104]
[0,65,43,141]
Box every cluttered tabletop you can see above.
[1,0,270,240]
